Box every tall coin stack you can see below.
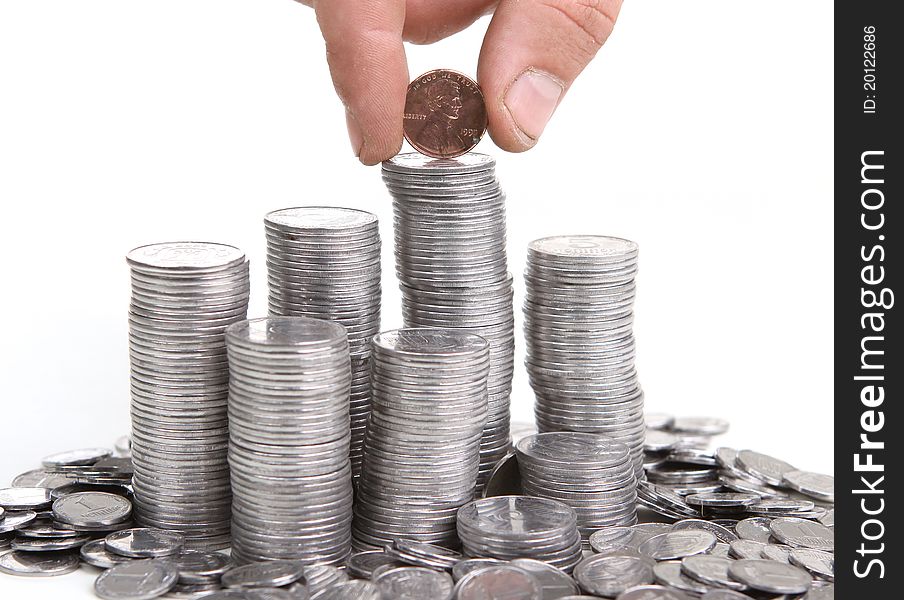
[353,329,490,550]
[264,207,381,478]
[523,236,646,477]
[383,154,514,488]
[225,317,353,565]
[515,432,637,541]
[126,242,250,550]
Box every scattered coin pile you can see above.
[516,432,638,541]
[126,242,250,550]
[265,207,382,478]
[0,411,835,599]
[353,329,490,550]
[524,235,646,478]
[384,154,515,489]
[225,317,354,566]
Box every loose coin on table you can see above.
[94,559,179,600]
[0,487,52,510]
[221,559,306,588]
[456,565,542,600]
[52,491,132,528]
[104,527,185,558]
[374,565,454,600]
[0,550,80,577]
[574,554,654,598]
[727,559,812,595]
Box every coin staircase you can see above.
[0,156,834,600]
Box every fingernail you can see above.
[504,69,564,141]
[346,110,364,158]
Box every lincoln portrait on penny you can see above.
[418,77,466,156]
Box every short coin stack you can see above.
[225,317,353,565]
[384,154,515,489]
[126,242,250,549]
[457,495,584,573]
[353,329,490,550]
[524,235,645,477]
[516,432,638,541]
[265,207,381,478]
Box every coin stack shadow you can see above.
[383,154,514,489]
[353,329,489,550]
[264,207,381,480]
[524,236,646,478]
[515,432,637,542]
[225,317,354,566]
[126,242,250,550]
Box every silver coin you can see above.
[727,559,811,594]
[95,558,179,599]
[617,586,694,599]
[105,527,186,558]
[679,555,746,591]
[684,493,759,509]
[374,566,454,599]
[638,530,717,560]
[575,554,654,597]
[11,469,77,489]
[669,417,729,436]
[168,549,232,582]
[781,470,834,502]
[16,522,80,538]
[0,487,52,510]
[769,518,834,551]
[52,491,132,527]
[0,510,37,533]
[789,548,833,581]
[510,558,579,599]
[734,517,773,543]
[11,534,91,552]
[802,583,835,599]
[456,565,543,600]
[736,450,797,486]
[699,591,751,600]
[670,520,738,544]
[345,550,402,579]
[452,558,507,582]
[42,447,112,467]
[728,539,767,560]
[760,544,792,563]
[0,549,81,577]
[81,539,136,569]
[221,559,306,588]
[651,561,710,595]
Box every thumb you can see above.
[477,0,622,152]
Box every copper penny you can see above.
[403,69,487,159]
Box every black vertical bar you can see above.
[835,2,899,596]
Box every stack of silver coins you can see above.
[515,432,637,541]
[457,496,584,573]
[524,235,645,477]
[126,242,249,550]
[265,207,381,479]
[383,154,514,489]
[353,329,489,550]
[225,317,353,565]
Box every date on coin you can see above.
[403,69,487,159]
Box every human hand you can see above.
[297,1,622,165]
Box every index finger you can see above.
[312,0,409,165]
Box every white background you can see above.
[0,1,832,596]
